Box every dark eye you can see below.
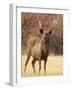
[49,31,52,35]
[40,29,43,34]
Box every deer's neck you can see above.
[41,38,50,57]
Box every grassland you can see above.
[21,55,63,77]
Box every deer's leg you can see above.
[24,54,31,72]
[44,59,47,75]
[39,60,41,75]
[32,59,36,73]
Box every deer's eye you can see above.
[49,31,52,35]
[40,29,43,34]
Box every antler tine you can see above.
[37,16,43,29]
[49,15,59,31]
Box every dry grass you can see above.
[21,55,63,77]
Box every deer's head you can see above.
[37,15,59,41]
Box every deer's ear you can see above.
[40,29,43,34]
[49,30,53,35]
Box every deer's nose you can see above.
[43,34,47,38]
[43,31,48,38]
[43,34,46,38]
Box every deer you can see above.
[24,15,59,75]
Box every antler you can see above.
[37,16,43,29]
[48,15,59,31]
